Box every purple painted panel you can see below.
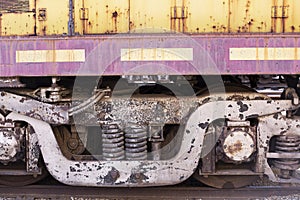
[224,36,297,74]
[0,34,300,76]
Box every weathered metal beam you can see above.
[0,91,69,124]
[5,94,300,186]
[0,91,297,126]
[76,94,297,125]
[266,152,300,159]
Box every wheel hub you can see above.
[216,121,257,164]
[223,131,255,162]
[0,125,20,164]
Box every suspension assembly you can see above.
[102,123,125,161]
[124,125,148,160]
[273,135,300,179]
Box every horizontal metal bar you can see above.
[266,152,300,159]
[0,169,42,176]
[201,169,262,176]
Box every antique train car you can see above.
[0,0,299,188]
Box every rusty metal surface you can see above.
[95,96,197,125]
[1,87,300,186]
[0,120,21,164]
[73,0,129,34]
[258,114,300,183]
[2,0,300,35]
[217,123,256,164]
[35,0,69,35]
[0,86,294,126]
[1,34,300,76]
[26,125,42,174]
[0,12,35,36]
[0,91,69,124]
[77,93,291,125]
[7,111,200,187]
[4,91,300,186]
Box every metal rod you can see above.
[0,169,42,176]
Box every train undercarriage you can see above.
[0,75,299,188]
[1,0,300,189]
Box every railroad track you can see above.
[0,183,299,200]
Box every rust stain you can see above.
[0,14,2,36]
[112,11,118,33]
[170,0,187,32]
[228,0,231,32]
[264,47,268,61]
[283,0,287,32]
[227,140,243,155]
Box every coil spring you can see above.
[125,125,148,160]
[102,124,125,161]
[273,135,300,178]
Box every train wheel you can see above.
[193,83,265,188]
[0,161,48,186]
[193,173,259,189]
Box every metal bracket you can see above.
[148,123,164,142]
[26,125,42,175]
[267,152,300,159]
[271,6,289,18]
[171,6,188,19]
[282,87,299,106]
[80,8,89,20]
[38,8,47,21]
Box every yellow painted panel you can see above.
[0,12,35,36]
[74,0,129,34]
[73,0,83,34]
[284,0,300,33]
[187,0,228,33]
[36,0,69,35]
[229,0,272,33]
[129,0,171,33]
[29,0,35,11]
